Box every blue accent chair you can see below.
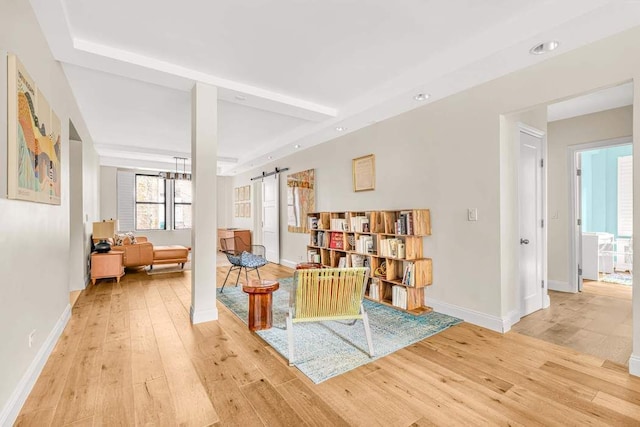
[219,236,268,292]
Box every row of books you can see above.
[391,285,408,309]
[350,216,370,233]
[379,238,406,258]
[354,235,374,254]
[395,211,414,235]
[368,278,380,300]
[308,216,319,230]
[330,218,347,231]
[401,262,416,286]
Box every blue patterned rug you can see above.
[218,277,462,383]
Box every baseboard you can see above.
[503,309,521,332]
[279,259,297,269]
[0,304,71,426]
[548,280,574,293]
[629,354,640,377]
[428,298,511,333]
[190,306,218,324]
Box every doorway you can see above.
[513,82,633,366]
[261,174,280,263]
[569,138,633,292]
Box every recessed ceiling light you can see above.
[529,40,560,55]
[235,95,247,101]
[267,156,273,160]
[336,126,347,132]
[294,144,301,149]
[413,93,430,101]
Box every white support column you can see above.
[630,75,640,376]
[190,82,218,324]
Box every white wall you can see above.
[547,106,633,287]
[229,26,640,352]
[0,0,101,422]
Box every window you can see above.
[174,179,192,229]
[617,155,632,237]
[135,175,166,230]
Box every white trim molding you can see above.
[629,354,640,377]
[548,280,575,293]
[429,298,515,333]
[0,304,71,426]
[279,259,297,269]
[190,306,218,324]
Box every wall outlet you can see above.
[467,208,478,221]
[28,329,36,348]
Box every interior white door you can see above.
[575,152,584,291]
[262,175,280,263]
[519,130,544,316]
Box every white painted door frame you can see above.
[252,179,263,245]
[262,174,280,264]
[516,123,549,316]
[567,136,633,293]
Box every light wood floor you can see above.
[512,280,632,366]
[16,265,640,426]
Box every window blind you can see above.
[117,170,135,232]
[617,155,633,237]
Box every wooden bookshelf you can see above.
[306,209,432,315]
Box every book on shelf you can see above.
[401,263,416,286]
[350,216,370,233]
[392,285,407,309]
[330,218,347,231]
[317,231,325,248]
[379,237,403,258]
[396,211,414,235]
[329,232,345,249]
[350,254,365,267]
[338,256,347,268]
[308,216,319,230]
[369,278,380,300]
[355,235,374,254]
[307,249,318,262]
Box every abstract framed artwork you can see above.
[287,168,315,233]
[7,54,61,205]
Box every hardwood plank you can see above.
[275,378,351,427]
[13,408,54,426]
[50,288,113,425]
[239,378,305,427]
[146,286,219,426]
[592,390,640,420]
[191,367,263,427]
[93,337,135,426]
[132,376,178,426]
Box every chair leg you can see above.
[245,267,249,285]
[256,268,262,281]
[286,311,295,366]
[220,266,234,293]
[362,305,374,357]
[235,266,242,287]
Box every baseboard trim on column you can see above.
[190,306,218,324]
[629,354,640,377]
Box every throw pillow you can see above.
[240,251,268,268]
[113,233,127,246]
[125,231,137,244]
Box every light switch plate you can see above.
[468,208,478,221]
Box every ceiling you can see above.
[29,0,640,175]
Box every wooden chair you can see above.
[219,236,268,293]
[286,267,373,366]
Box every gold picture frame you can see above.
[352,154,375,192]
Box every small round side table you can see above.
[242,279,280,331]
[295,262,322,270]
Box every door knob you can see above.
[520,238,530,245]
